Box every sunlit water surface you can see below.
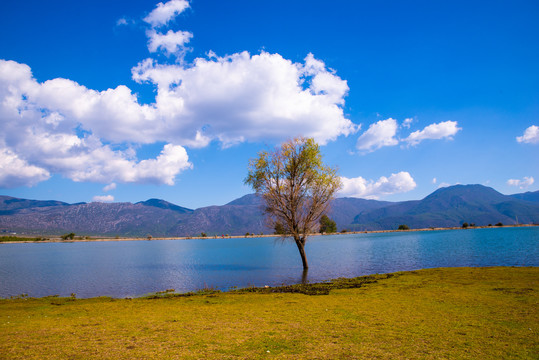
[0,227,537,298]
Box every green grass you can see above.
[1,267,537,359]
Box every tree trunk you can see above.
[294,237,309,270]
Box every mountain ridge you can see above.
[352,185,539,230]
[1,185,538,236]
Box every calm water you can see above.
[0,227,537,298]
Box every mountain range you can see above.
[1,185,538,237]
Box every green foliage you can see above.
[397,224,410,230]
[0,236,47,242]
[61,232,75,240]
[462,222,469,228]
[319,214,337,233]
[496,222,503,226]
[200,232,207,237]
[273,222,285,235]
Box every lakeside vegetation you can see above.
[0,236,49,243]
[1,267,537,359]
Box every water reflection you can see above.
[0,227,537,298]
[301,269,309,284]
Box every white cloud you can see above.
[355,118,463,154]
[103,183,116,192]
[143,0,190,28]
[116,18,128,26]
[437,182,462,189]
[432,177,437,184]
[0,148,50,188]
[131,51,356,146]
[0,50,354,187]
[130,144,192,185]
[147,29,193,56]
[404,120,461,146]
[0,60,192,187]
[339,171,416,199]
[402,117,413,128]
[45,140,191,185]
[13,130,192,185]
[356,118,398,152]
[92,195,114,203]
[507,176,534,189]
[1,50,355,146]
[516,125,539,144]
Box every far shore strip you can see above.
[1,224,537,244]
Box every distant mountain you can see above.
[352,184,539,230]
[136,198,193,214]
[510,190,539,203]
[328,197,393,230]
[0,195,72,215]
[1,185,538,236]
[225,194,264,206]
[222,195,394,231]
[0,201,190,237]
[168,199,270,236]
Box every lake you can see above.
[1,227,537,298]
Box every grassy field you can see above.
[1,267,537,359]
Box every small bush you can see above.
[274,222,285,235]
[462,222,469,228]
[319,214,337,233]
[398,224,410,230]
[61,233,75,240]
[495,222,503,227]
[200,232,207,237]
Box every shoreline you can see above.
[1,267,537,359]
[1,223,537,244]
[2,265,537,300]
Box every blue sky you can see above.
[0,0,538,209]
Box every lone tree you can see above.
[245,137,341,269]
